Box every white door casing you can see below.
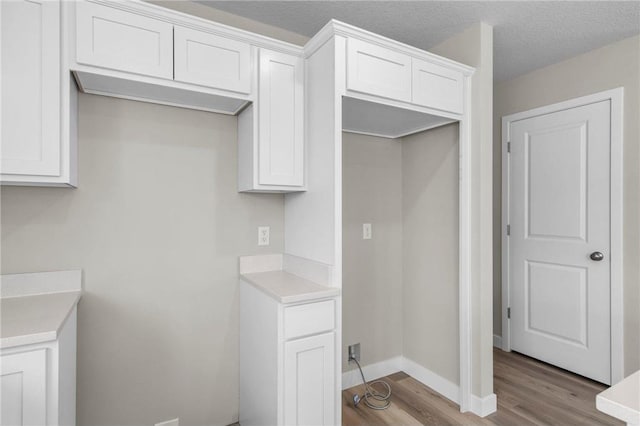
[502,88,624,384]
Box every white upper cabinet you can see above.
[346,38,412,102]
[412,58,464,114]
[238,48,305,192]
[258,49,304,187]
[345,36,465,116]
[1,0,76,187]
[174,27,251,93]
[76,1,173,79]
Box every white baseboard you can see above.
[493,334,502,348]
[343,356,497,417]
[471,392,497,417]
[401,356,459,404]
[342,356,402,390]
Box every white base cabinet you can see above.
[283,333,335,425]
[240,280,336,426]
[0,307,77,426]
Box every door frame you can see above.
[501,88,624,384]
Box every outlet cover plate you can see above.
[348,343,361,362]
[258,226,270,246]
[363,223,372,240]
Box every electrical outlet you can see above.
[155,418,179,426]
[348,343,360,362]
[258,226,270,246]
[362,223,372,240]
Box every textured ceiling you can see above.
[199,1,640,81]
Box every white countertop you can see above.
[596,370,640,425]
[241,270,340,304]
[1,291,82,349]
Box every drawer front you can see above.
[284,300,335,339]
[76,1,173,79]
[347,38,411,102]
[174,26,251,94]
[412,58,463,114]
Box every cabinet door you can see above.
[174,26,251,93]
[412,58,463,114]
[346,38,411,102]
[258,49,304,187]
[76,1,173,79]
[284,332,335,426]
[0,349,47,426]
[1,0,61,177]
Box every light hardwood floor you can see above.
[342,348,623,425]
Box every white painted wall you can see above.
[342,133,403,373]
[0,94,285,425]
[493,34,640,376]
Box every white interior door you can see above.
[508,100,611,384]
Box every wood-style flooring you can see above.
[342,348,623,425]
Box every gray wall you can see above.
[402,124,460,384]
[342,125,461,386]
[1,95,285,425]
[430,23,495,397]
[493,34,640,375]
[342,133,403,372]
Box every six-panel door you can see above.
[284,332,335,426]
[174,26,251,93]
[1,0,61,178]
[76,1,173,79]
[258,49,304,187]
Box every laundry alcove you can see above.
[341,103,462,392]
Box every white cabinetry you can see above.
[347,38,412,102]
[345,37,464,115]
[284,333,335,425]
[0,349,47,425]
[238,49,304,192]
[76,1,173,79]
[0,307,78,426]
[240,278,336,426]
[0,0,77,186]
[412,58,463,114]
[174,27,251,93]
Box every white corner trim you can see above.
[343,356,497,417]
[471,393,497,418]
[493,335,503,348]
[341,356,402,390]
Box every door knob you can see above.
[590,251,604,261]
